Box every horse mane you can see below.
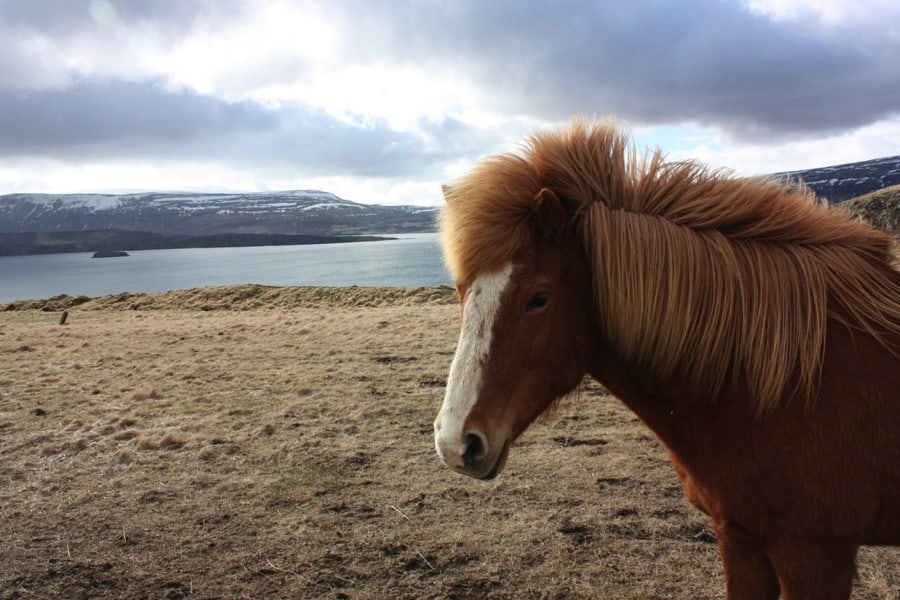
[441,119,900,413]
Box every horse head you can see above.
[434,187,595,479]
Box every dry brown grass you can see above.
[842,184,900,239]
[1,286,897,599]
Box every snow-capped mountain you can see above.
[0,190,437,235]
[2,153,898,238]
[777,155,900,202]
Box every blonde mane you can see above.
[441,120,900,412]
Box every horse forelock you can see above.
[441,119,900,413]
[440,154,543,284]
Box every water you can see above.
[0,233,452,303]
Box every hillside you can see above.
[0,154,898,256]
[1,155,898,238]
[777,155,900,202]
[842,184,900,237]
[0,190,437,236]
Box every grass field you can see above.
[1,285,897,599]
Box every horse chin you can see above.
[480,439,511,481]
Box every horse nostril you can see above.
[462,432,487,466]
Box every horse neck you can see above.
[584,334,749,454]
[587,306,900,461]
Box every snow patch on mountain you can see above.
[777,155,900,202]
[0,189,437,235]
[19,194,127,211]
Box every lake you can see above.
[0,233,452,303]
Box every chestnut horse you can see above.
[433,121,900,599]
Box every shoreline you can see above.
[0,229,402,257]
[1,283,458,313]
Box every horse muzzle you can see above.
[434,419,510,480]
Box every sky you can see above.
[0,0,898,206]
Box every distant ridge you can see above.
[776,155,900,202]
[1,154,898,255]
[0,190,437,236]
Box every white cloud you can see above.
[150,2,338,99]
[0,0,898,203]
[743,0,900,26]
[661,115,900,175]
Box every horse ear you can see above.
[441,184,452,202]
[532,187,573,238]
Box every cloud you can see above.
[320,0,900,140]
[4,0,898,142]
[0,79,275,154]
[0,0,898,200]
[0,0,250,90]
[0,0,245,33]
[0,78,492,180]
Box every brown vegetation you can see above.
[1,286,897,598]
[842,184,900,239]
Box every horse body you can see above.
[592,307,900,538]
[590,314,900,597]
[433,121,900,599]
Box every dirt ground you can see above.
[1,285,897,599]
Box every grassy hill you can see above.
[842,184,900,238]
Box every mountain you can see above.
[3,155,899,237]
[0,190,437,235]
[777,155,900,203]
[1,154,898,255]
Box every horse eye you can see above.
[525,292,550,312]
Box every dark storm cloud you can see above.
[327,0,900,140]
[0,79,461,178]
[0,80,273,151]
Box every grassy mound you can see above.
[2,284,458,313]
[842,184,900,238]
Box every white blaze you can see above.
[435,263,514,465]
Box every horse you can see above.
[433,120,900,599]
